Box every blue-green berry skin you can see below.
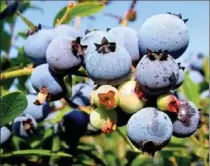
[46,37,83,75]
[107,27,140,62]
[12,114,37,138]
[24,94,50,120]
[81,30,107,58]
[62,109,89,137]
[171,66,184,90]
[31,64,65,100]
[173,101,201,138]
[71,83,94,106]
[86,44,132,86]
[54,24,83,39]
[127,107,173,153]
[139,14,189,59]
[0,127,11,145]
[24,29,54,65]
[135,54,179,95]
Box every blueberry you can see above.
[61,109,89,137]
[173,100,201,138]
[0,126,11,145]
[189,53,205,74]
[139,13,189,59]
[24,29,54,65]
[46,37,85,75]
[0,1,20,20]
[12,114,37,138]
[92,85,119,110]
[90,107,117,134]
[71,83,94,106]
[31,64,66,104]
[118,80,146,114]
[171,63,185,89]
[135,49,179,95]
[127,107,173,156]
[85,37,132,86]
[81,30,107,57]
[54,24,83,39]
[24,94,51,120]
[106,26,140,62]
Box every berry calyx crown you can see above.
[146,48,169,61]
[167,12,189,23]
[94,37,116,54]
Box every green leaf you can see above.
[180,72,200,106]
[0,28,11,52]
[63,75,72,98]
[1,149,72,158]
[16,11,35,30]
[203,56,209,83]
[54,2,105,25]
[0,1,7,13]
[10,47,32,67]
[53,6,67,26]
[0,92,27,127]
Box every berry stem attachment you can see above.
[34,87,51,105]
[56,2,74,26]
[0,67,34,81]
[116,128,136,151]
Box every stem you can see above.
[116,128,136,151]
[75,16,81,30]
[56,6,71,26]
[0,67,34,80]
[16,11,35,30]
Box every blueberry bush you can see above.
[0,1,209,166]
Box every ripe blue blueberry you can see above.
[106,26,140,62]
[61,109,89,137]
[85,37,132,86]
[24,94,51,120]
[46,37,86,75]
[171,63,185,89]
[31,64,66,104]
[81,30,107,58]
[54,24,83,39]
[12,114,37,138]
[173,100,201,138]
[139,13,189,59]
[0,126,11,145]
[71,83,94,106]
[24,28,54,65]
[189,53,205,73]
[127,107,173,156]
[135,49,179,95]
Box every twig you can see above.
[0,67,34,81]
[116,128,136,151]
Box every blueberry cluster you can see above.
[1,13,202,157]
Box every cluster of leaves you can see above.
[0,1,209,166]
